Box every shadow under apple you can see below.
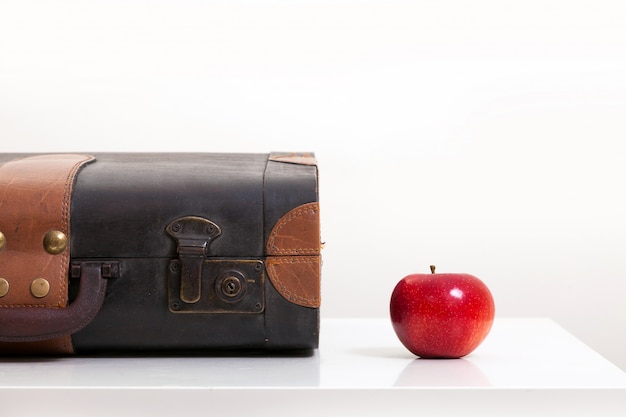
[393,356,492,387]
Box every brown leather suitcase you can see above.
[0,153,320,354]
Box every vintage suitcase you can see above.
[0,152,320,354]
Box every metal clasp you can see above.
[165,216,264,314]
[166,216,221,304]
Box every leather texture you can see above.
[0,263,108,342]
[0,154,94,353]
[0,154,94,308]
[266,202,321,256]
[266,202,321,308]
[0,337,74,355]
[0,153,320,353]
[266,256,321,308]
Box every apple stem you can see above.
[430,265,436,274]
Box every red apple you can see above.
[390,266,495,358]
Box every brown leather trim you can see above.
[0,262,109,343]
[268,152,317,166]
[0,154,94,354]
[266,256,321,308]
[267,202,320,256]
[0,336,73,355]
[266,202,321,308]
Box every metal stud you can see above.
[0,278,8,297]
[0,231,6,252]
[30,278,50,298]
[43,230,68,255]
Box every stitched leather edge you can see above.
[0,154,94,309]
[266,256,321,308]
[0,154,94,354]
[266,202,321,308]
[266,202,320,256]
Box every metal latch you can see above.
[166,216,221,303]
[166,216,264,314]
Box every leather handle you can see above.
[0,264,108,343]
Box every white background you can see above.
[1,0,625,371]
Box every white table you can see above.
[1,318,624,416]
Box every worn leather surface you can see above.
[266,202,321,308]
[0,263,108,342]
[266,202,321,256]
[0,337,74,355]
[69,153,266,258]
[69,154,271,351]
[0,153,320,353]
[0,154,94,353]
[266,256,321,308]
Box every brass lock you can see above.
[166,216,264,314]
[216,271,246,302]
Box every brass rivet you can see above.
[30,278,50,298]
[0,278,9,297]
[0,231,6,252]
[43,230,68,255]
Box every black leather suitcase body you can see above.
[0,153,320,354]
